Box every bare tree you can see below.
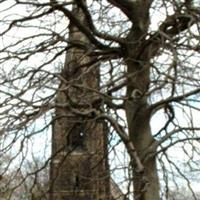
[0,0,200,200]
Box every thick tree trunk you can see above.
[125,70,160,200]
[125,52,160,200]
[127,103,159,200]
[124,21,160,199]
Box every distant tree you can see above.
[168,187,200,200]
[0,1,200,200]
[0,155,48,200]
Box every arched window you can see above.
[67,123,86,151]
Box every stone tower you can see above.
[49,2,111,200]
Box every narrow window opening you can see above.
[72,173,80,191]
[71,131,85,150]
[67,124,86,151]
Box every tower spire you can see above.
[49,2,110,200]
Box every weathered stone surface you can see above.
[49,3,110,200]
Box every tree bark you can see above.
[124,22,160,199]
[125,61,160,200]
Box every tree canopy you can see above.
[0,0,200,200]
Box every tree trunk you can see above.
[127,101,160,200]
[124,26,160,200]
[125,66,160,199]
